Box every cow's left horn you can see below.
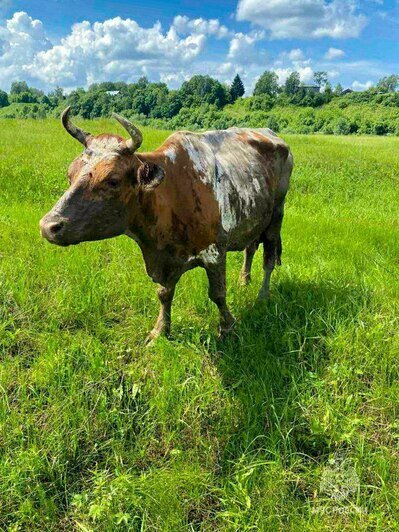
[112,113,143,152]
[61,106,91,146]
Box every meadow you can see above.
[0,119,398,530]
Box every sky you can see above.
[0,0,398,94]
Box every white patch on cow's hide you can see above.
[253,177,261,193]
[198,243,220,265]
[164,146,177,163]
[182,137,212,175]
[179,128,290,240]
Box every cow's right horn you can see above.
[61,106,91,146]
[112,113,143,152]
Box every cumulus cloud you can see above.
[172,15,230,38]
[0,12,233,91]
[0,12,51,87]
[228,30,265,63]
[274,66,314,84]
[30,17,212,88]
[287,48,305,61]
[236,0,367,39]
[352,79,374,90]
[325,47,345,60]
[0,9,388,95]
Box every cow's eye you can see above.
[107,178,120,188]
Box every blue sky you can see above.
[0,0,398,93]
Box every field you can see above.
[0,119,398,530]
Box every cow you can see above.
[40,108,293,343]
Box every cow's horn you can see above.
[61,106,91,146]
[112,113,143,152]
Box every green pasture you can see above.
[0,119,398,530]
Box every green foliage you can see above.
[180,75,230,109]
[230,74,245,102]
[249,94,274,112]
[253,71,279,97]
[333,117,351,135]
[335,83,343,96]
[3,72,399,136]
[0,90,9,108]
[314,71,328,87]
[0,121,398,528]
[9,81,44,104]
[284,71,301,95]
[377,75,399,93]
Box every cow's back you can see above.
[146,127,292,253]
[170,128,291,249]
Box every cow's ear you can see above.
[137,162,165,190]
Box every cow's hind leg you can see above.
[258,203,284,301]
[205,253,235,336]
[240,241,258,285]
[146,282,176,344]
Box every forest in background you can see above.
[1,71,399,135]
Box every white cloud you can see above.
[0,9,392,95]
[0,12,51,88]
[274,66,314,84]
[287,48,304,61]
[325,47,345,60]
[172,15,230,38]
[236,0,367,39]
[0,12,235,91]
[352,79,374,90]
[30,18,211,88]
[228,30,265,63]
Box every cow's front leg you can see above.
[205,255,235,336]
[146,283,176,344]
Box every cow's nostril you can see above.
[49,222,64,234]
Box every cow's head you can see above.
[40,107,165,246]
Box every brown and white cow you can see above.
[40,108,293,342]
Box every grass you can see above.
[0,119,398,530]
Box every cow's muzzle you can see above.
[40,214,70,246]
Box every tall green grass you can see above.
[0,119,398,530]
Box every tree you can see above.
[0,90,9,108]
[284,72,300,95]
[334,83,343,96]
[323,82,333,102]
[377,75,399,93]
[254,71,279,97]
[314,71,328,88]
[230,74,245,101]
[48,87,64,107]
[137,76,149,88]
[180,75,229,109]
[10,81,29,95]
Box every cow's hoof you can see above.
[145,330,161,346]
[256,288,270,302]
[255,293,270,307]
[239,272,251,286]
[218,316,236,338]
[145,327,170,346]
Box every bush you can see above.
[333,117,351,135]
[374,121,389,136]
[266,115,280,132]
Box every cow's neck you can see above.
[126,182,172,249]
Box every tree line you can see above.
[1,72,399,135]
